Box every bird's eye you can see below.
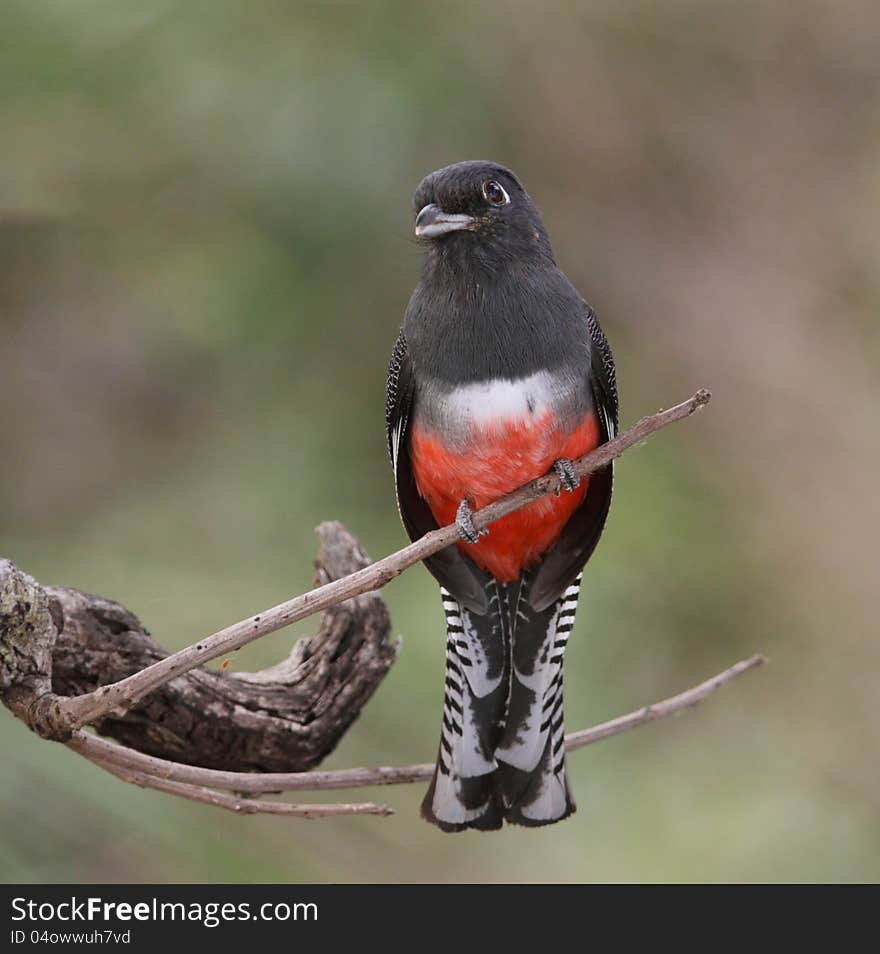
[482,179,509,206]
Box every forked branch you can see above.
[0,388,745,822]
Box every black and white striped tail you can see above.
[496,574,581,826]
[422,574,582,831]
[421,584,510,831]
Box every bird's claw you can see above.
[455,498,486,544]
[553,458,581,495]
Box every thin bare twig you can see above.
[68,651,761,798]
[564,652,766,749]
[58,388,712,733]
[85,754,394,819]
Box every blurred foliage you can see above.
[1,0,878,883]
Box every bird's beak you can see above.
[414,203,476,239]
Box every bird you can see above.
[385,160,618,831]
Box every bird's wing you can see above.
[385,329,491,614]
[529,304,618,612]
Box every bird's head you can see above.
[412,160,552,267]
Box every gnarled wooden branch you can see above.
[0,388,742,822]
[1,524,398,772]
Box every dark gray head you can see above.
[412,161,553,268]
[404,161,588,384]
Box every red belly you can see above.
[410,411,601,581]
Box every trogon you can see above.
[385,161,618,831]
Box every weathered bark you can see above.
[0,558,59,735]
[1,522,399,772]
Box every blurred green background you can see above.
[2,0,878,883]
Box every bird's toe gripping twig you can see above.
[455,498,486,544]
[553,457,581,494]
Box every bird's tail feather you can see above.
[495,573,579,826]
[422,575,581,831]
[420,585,510,831]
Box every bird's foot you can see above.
[455,498,486,544]
[553,458,581,495]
